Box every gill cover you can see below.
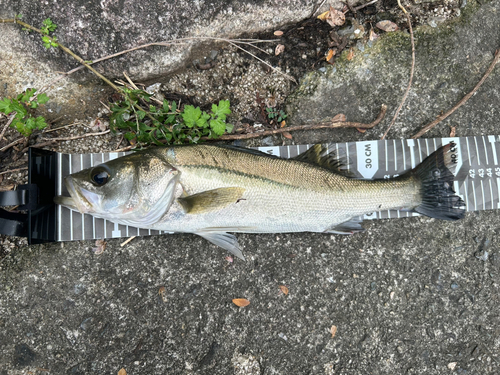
[58,152,180,227]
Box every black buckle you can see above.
[0,148,58,243]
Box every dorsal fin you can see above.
[294,144,352,176]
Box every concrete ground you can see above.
[1,0,500,374]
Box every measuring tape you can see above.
[54,136,498,241]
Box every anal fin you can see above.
[325,217,365,234]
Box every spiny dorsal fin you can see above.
[294,144,352,176]
[178,187,245,214]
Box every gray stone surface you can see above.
[286,0,500,142]
[2,1,500,374]
[0,0,340,118]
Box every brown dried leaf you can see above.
[93,239,107,255]
[275,44,285,56]
[356,127,367,133]
[279,285,289,295]
[369,28,379,41]
[449,126,456,137]
[317,10,330,21]
[274,30,284,36]
[158,286,167,302]
[332,113,347,122]
[376,20,399,32]
[282,131,293,140]
[326,48,336,62]
[232,298,250,307]
[346,48,355,61]
[280,120,286,128]
[118,369,127,375]
[330,325,337,338]
[326,7,345,27]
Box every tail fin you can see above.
[412,142,465,221]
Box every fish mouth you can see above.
[54,177,97,213]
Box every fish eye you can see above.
[90,166,111,186]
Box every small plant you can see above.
[109,88,233,145]
[266,107,287,123]
[0,89,50,136]
[40,18,58,49]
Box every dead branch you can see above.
[0,166,28,176]
[211,104,387,141]
[412,48,500,138]
[381,1,415,140]
[0,113,16,142]
[41,129,110,142]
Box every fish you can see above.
[54,143,465,259]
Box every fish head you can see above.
[55,152,180,226]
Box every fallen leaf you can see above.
[158,286,167,303]
[275,44,285,56]
[282,131,293,140]
[118,369,127,375]
[232,298,250,307]
[376,20,399,32]
[274,30,283,36]
[326,7,345,27]
[92,239,106,255]
[330,325,337,338]
[369,28,379,41]
[449,126,456,137]
[317,10,330,21]
[356,127,367,133]
[279,285,289,295]
[346,48,355,61]
[332,113,347,122]
[280,120,286,128]
[326,48,336,62]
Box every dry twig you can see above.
[0,113,16,142]
[412,48,500,138]
[381,0,415,140]
[120,236,136,247]
[41,129,110,142]
[207,104,387,141]
[0,166,28,176]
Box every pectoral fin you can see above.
[178,187,246,214]
[196,231,245,260]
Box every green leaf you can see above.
[0,98,13,114]
[137,111,146,120]
[196,112,211,128]
[212,100,231,118]
[43,18,57,32]
[30,102,38,109]
[165,114,176,124]
[124,132,136,141]
[34,116,47,130]
[210,118,226,136]
[225,123,234,133]
[182,105,202,128]
[11,101,27,118]
[37,93,50,104]
[163,100,169,112]
[21,88,36,103]
[171,101,177,112]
